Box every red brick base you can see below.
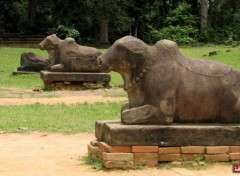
[88,140,240,169]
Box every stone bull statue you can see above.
[97,36,240,124]
[39,34,102,72]
[17,52,49,72]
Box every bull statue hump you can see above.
[39,34,102,72]
[97,36,240,125]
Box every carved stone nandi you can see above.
[39,34,102,72]
[97,36,240,124]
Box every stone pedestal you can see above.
[40,71,111,88]
[95,120,240,146]
[88,120,240,169]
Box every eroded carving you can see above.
[17,52,49,72]
[39,34,102,72]
[98,36,240,124]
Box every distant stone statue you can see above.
[17,52,49,72]
[97,36,240,124]
[39,34,102,72]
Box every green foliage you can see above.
[148,2,199,44]
[150,25,198,44]
[1,0,240,44]
[82,156,104,170]
[158,162,172,169]
[50,25,80,41]
[200,26,239,45]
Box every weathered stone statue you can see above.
[98,36,240,124]
[39,34,102,72]
[17,52,49,72]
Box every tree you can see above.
[200,0,208,33]
[28,0,37,29]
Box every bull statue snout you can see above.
[39,43,44,50]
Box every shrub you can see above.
[49,25,81,42]
[148,2,199,44]
[150,25,198,44]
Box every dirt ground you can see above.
[0,87,127,105]
[0,87,237,176]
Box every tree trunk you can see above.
[134,25,138,38]
[133,12,138,38]
[201,0,208,33]
[28,0,37,28]
[99,19,109,44]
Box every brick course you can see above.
[88,140,240,169]
[134,152,158,167]
[158,147,180,154]
[102,152,133,161]
[181,154,203,161]
[205,154,229,162]
[229,146,240,153]
[132,146,158,153]
[158,154,181,162]
[230,153,240,160]
[181,146,205,154]
[99,142,132,153]
[90,139,99,147]
[206,146,229,154]
[104,161,134,169]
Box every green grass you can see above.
[180,45,240,70]
[0,45,240,133]
[0,102,122,133]
[0,47,47,89]
[82,155,105,170]
[0,47,123,89]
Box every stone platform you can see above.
[95,120,240,146]
[88,120,240,169]
[40,71,111,87]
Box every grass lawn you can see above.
[0,45,240,133]
[0,102,122,133]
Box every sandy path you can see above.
[0,132,236,176]
[0,96,127,105]
[0,87,127,105]
[0,88,237,175]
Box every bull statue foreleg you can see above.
[121,105,174,125]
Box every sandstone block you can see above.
[181,146,205,154]
[102,152,133,161]
[158,147,180,154]
[229,146,240,153]
[134,153,158,167]
[88,144,98,158]
[104,160,134,169]
[158,154,181,162]
[99,142,132,153]
[181,154,203,161]
[90,139,99,147]
[206,146,229,154]
[230,153,240,160]
[205,154,229,162]
[132,146,158,153]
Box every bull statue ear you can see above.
[117,36,147,63]
[49,34,61,45]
